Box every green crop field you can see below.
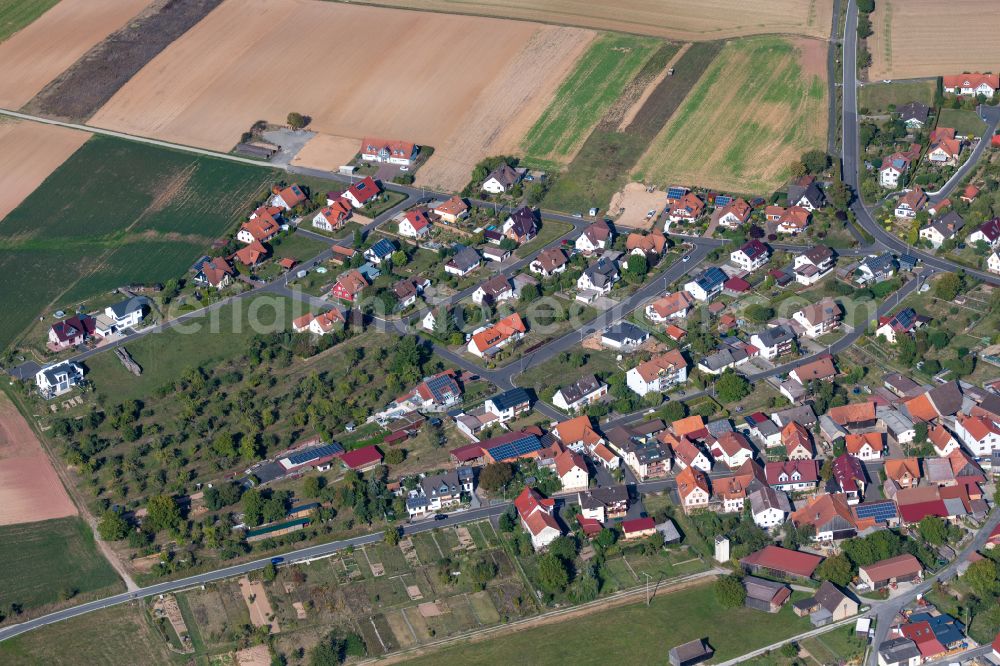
[635,35,827,194]
[0,0,58,41]
[0,517,122,613]
[0,135,275,350]
[858,79,936,114]
[521,33,662,165]
[405,581,812,665]
[938,108,987,136]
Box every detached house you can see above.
[601,322,649,350]
[444,245,481,276]
[989,250,1000,274]
[715,198,753,228]
[364,238,397,265]
[360,137,418,165]
[555,449,589,491]
[880,144,921,188]
[405,468,473,517]
[626,349,688,396]
[433,196,469,224]
[897,102,929,128]
[271,184,307,210]
[857,253,897,284]
[481,163,521,194]
[846,432,885,461]
[684,266,727,302]
[398,209,432,238]
[730,239,771,272]
[578,486,629,523]
[676,466,711,514]
[626,231,667,256]
[646,291,694,323]
[787,175,825,211]
[553,375,607,412]
[514,487,561,550]
[943,72,999,97]
[794,245,836,285]
[530,247,568,277]
[793,298,842,338]
[929,424,961,457]
[765,459,820,492]
[750,487,792,529]
[782,421,815,460]
[330,270,368,302]
[238,207,281,243]
[894,187,927,219]
[234,240,268,267]
[710,431,755,469]
[667,193,705,223]
[483,388,532,423]
[36,361,84,398]
[503,206,539,244]
[472,274,514,305]
[876,307,921,344]
[292,309,345,336]
[920,211,964,248]
[766,206,811,234]
[927,128,962,166]
[467,313,526,358]
[968,218,1000,249]
[312,198,352,232]
[95,297,149,337]
[342,177,381,208]
[750,325,796,360]
[575,219,613,254]
[955,412,1000,457]
[832,453,867,503]
[49,313,96,350]
[577,257,619,295]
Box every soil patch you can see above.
[24,0,224,121]
[0,121,90,222]
[235,645,271,666]
[290,133,364,173]
[238,576,280,633]
[607,183,668,230]
[418,602,445,618]
[0,392,77,525]
[617,44,692,132]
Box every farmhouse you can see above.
[715,198,752,228]
[730,239,771,272]
[360,137,418,165]
[529,247,568,277]
[48,313,96,350]
[398,209,432,238]
[467,313,526,358]
[312,198,352,232]
[749,487,792,530]
[626,349,688,396]
[920,211,964,248]
[444,245,481,276]
[342,176,381,208]
[787,175,825,211]
[503,206,539,244]
[271,184,307,210]
[646,291,694,322]
[35,361,84,398]
[481,163,521,194]
[943,73,999,97]
[553,375,607,413]
[514,487,561,550]
[575,219,613,254]
[791,493,857,541]
[433,196,469,224]
[827,401,878,430]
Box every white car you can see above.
[682,255,691,262]
[399,166,409,171]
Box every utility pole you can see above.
[643,572,653,606]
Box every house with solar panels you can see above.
[683,266,727,302]
[483,388,532,423]
[875,308,922,344]
[482,430,544,463]
[277,442,346,473]
[377,370,463,421]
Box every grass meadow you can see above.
[0,517,122,613]
[0,0,58,41]
[0,135,275,351]
[634,36,827,194]
[520,33,662,165]
[857,79,936,113]
[938,108,988,136]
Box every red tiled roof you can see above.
[740,545,822,577]
[622,517,655,534]
[340,445,382,469]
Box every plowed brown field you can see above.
[868,0,1000,80]
[0,0,150,109]
[0,393,77,526]
[90,0,594,192]
[0,120,91,222]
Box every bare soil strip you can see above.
[0,120,90,222]
[617,43,693,132]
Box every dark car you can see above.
[270,557,285,565]
[434,513,448,521]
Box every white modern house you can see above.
[36,361,84,398]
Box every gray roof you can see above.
[488,388,531,411]
[929,211,965,238]
[603,321,648,344]
[669,639,713,664]
[700,348,747,371]
[108,296,150,319]
[789,178,826,208]
[657,519,681,542]
[419,469,465,499]
[754,419,780,437]
[705,419,733,437]
[486,163,519,188]
[897,101,929,123]
[927,381,964,416]
[814,580,850,613]
[879,637,921,662]
[448,245,481,271]
[860,252,897,276]
[584,257,619,288]
[557,375,604,405]
[744,575,788,601]
[578,486,628,510]
[756,325,795,348]
[771,404,817,427]
[749,487,791,515]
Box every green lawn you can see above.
[270,230,328,263]
[84,295,295,404]
[0,517,122,613]
[0,0,58,41]
[405,581,812,665]
[521,33,662,164]
[938,108,987,136]
[0,135,276,351]
[858,79,936,113]
[515,219,574,257]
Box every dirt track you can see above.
[89,0,590,192]
[0,120,91,221]
[0,0,150,110]
[0,393,78,526]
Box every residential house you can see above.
[879,144,921,188]
[794,245,836,285]
[553,375,607,412]
[552,415,605,452]
[385,370,463,418]
[716,198,753,228]
[626,349,688,396]
[897,102,929,128]
[885,458,921,490]
[827,401,878,430]
[740,545,822,581]
[359,138,418,165]
[793,298,842,338]
[894,187,927,219]
[750,325,796,360]
[748,413,782,449]
[575,219,613,254]
[233,240,268,267]
[191,255,235,290]
[876,307,921,344]
[791,492,858,541]
[48,313,96,349]
[432,196,468,223]
[771,404,818,428]
[503,206,538,244]
[471,274,514,305]
[955,412,1000,457]
[601,322,649,350]
[330,270,368,302]
[858,554,922,590]
[554,449,589,491]
[342,177,381,208]
[676,466,711,514]
[626,231,668,257]
[919,211,964,248]
[481,163,521,194]
[483,388,532,423]
[787,175,825,211]
[292,310,345,336]
[846,432,885,461]
[392,278,424,309]
[794,581,859,626]
[710,431,755,469]
[95,297,150,337]
[398,209,432,238]
[988,250,1000,274]
[730,239,771,272]
[646,291,694,323]
[444,245,481,276]
[856,253,898,284]
[35,361,84,398]
[744,576,792,613]
[622,517,657,540]
[667,193,705,223]
[577,257,619,295]
[773,206,811,234]
[578,486,628,523]
[928,423,961,457]
[270,184,307,210]
[832,453,867,503]
[684,266,728,302]
[898,622,946,662]
[968,218,1000,249]
[405,468,473,517]
[749,487,792,529]
[928,132,963,166]
[529,248,568,277]
[783,421,815,460]
[312,198,352,232]
[765,459,820,492]
[467,313,527,358]
[238,207,281,243]
[671,436,712,473]
[514,487,561,550]
[877,404,916,446]
[877,638,921,666]
[943,72,999,97]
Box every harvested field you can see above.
[24,0,223,121]
[348,0,833,41]
[291,133,365,173]
[0,392,76,525]
[634,36,827,194]
[0,0,149,109]
[0,0,59,42]
[0,120,90,222]
[91,0,592,193]
[868,0,1000,80]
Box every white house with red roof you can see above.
[955,412,1000,457]
[399,209,432,238]
[342,176,381,208]
[238,210,281,244]
[360,137,418,165]
[312,198,352,232]
[716,198,752,228]
[271,184,307,210]
[555,449,589,491]
[943,73,999,97]
[514,487,561,550]
[667,192,705,223]
[49,314,96,349]
[709,432,755,469]
[988,250,1000,274]
[969,218,1000,249]
[730,239,771,272]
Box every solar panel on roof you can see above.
[285,443,344,466]
[425,374,457,402]
[486,435,541,461]
[854,502,897,522]
[715,195,733,207]
[667,187,687,199]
